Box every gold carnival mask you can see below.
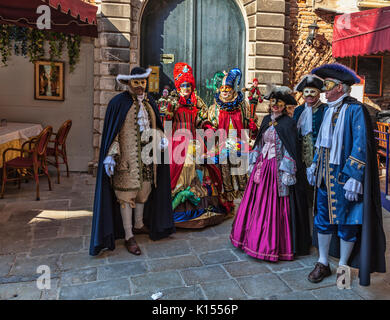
[270,98,286,109]
[130,79,147,90]
[323,79,341,92]
[303,87,320,97]
[220,85,233,92]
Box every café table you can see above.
[0,122,43,168]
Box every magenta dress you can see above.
[230,126,295,262]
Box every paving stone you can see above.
[0,281,42,300]
[32,225,60,240]
[201,279,247,300]
[277,267,336,291]
[199,250,238,265]
[30,237,84,257]
[9,255,61,277]
[222,260,270,278]
[311,286,364,300]
[61,251,107,270]
[236,274,292,298]
[0,237,32,255]
[211,218,234,235]
[180,265,230,285]
[59,278,131,300]
[264,260,306,273]
[97,261,147,280]
[267,291,317,300]
[188,236,231,254]
[143,239,191,259]
[0,254,15,277]
[40,278,59,300]
[147,255,203,272]
[130,271,184,294]
[115,286,206,300]
[351,277,390,300]
[187,227,217,238]
[105,244,146,264]
[60,268,97,286]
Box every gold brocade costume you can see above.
[107,94,162,208]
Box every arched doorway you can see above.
[141,0,246,105]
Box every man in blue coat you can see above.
[306,63,386,287]
[90,67,175,257]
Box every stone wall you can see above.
[92,0,292,163]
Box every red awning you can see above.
[0,0,98,37]
[333,6,390,58]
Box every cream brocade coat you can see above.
[107,95,164,206]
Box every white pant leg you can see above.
[120,203,134,240]
[134,203,144,229]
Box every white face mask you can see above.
[303,87,320,97]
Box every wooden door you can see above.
[141,0,246,105]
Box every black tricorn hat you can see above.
[311,63,361,86]
[116,67,152,85]
[264,85,297,106]
[295,74,324,92]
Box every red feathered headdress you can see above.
[173,62,197,106]
[174,62,196,91]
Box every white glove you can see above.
[158,137,169,151]
[345,190,359,202]
[103,156,116,177]
[282,172,296,186]
[306,163,316,186]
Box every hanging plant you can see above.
[10,26,29,57]
[0,25,12,65]
[66,34,81,73]
[27,29,46,62]
[48,31,66,61]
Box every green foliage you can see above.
[0,25,81,72]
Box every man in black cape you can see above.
[307,63,386,287]
[254,86,312,258]
[90,67,175,256]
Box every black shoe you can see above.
[308,262,332,283]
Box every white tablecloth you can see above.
[0,122,43,144]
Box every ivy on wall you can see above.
[0,25,81,72]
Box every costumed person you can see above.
[207,68,259,204]
[157,85,173,127]
[169,62,227,228]
[90,67,175,256]
[306,63,386,287]
[242,78,263,119]
[230,85,311,261]
[293,74,327,220]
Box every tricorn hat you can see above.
[294,74,324,92]
[264,85,297,106]
[116,67,152,85]
[311,63,361,86]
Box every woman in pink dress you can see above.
[230,86,311,262]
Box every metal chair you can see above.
[1,126,53,201]
[47,120,72,184]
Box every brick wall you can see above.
[288,0,336,104]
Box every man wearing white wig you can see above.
[306,63,386,287]
[90,67,175,257]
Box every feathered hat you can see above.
[116,67,152,85]
[311,63,361,86]
[294,74,324,92]
[222,68,242,88]
[264,84,297,105]
[173,62,196,91]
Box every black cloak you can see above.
[89,91,175,256]
[313,97,387,286]
[255,113,312,257]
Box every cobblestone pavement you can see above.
[0,172,389,300]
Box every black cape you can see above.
[89,91,175,256]
[313,97,387,286]
[255,114,312,256]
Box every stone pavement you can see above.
[0,172,389,300]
